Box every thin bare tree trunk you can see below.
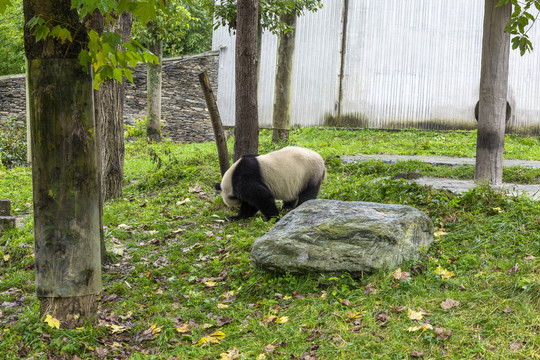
[147,34,163,143]
[199,72,229,175]
[234,0,259,161]
[475,0,511,185]
[272,12,297,143]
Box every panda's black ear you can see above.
[215,183,222,191]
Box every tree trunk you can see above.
[234,0,259,161]
[98,11,132,200]
[146,35,163,143]
[475,0,511,185]
[24,0,101,328]
[272,12,297,143]
[199,72,230,176]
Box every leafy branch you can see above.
[499,0,540,55]
[213,0,323,34]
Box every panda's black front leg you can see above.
[233,182,279,221]
[228,202,258,220]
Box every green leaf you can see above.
[32,24,50,42]
[50,25,72,44]
[113,67,123,83]
[78,49,92,67]
[123,68,134,83]
[102,32,122,48]
[134,1,158,25]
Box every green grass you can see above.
[1,128,539,359]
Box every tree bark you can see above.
[199,72,230,176]
[234,0,259,161]
[24,0,101,328]
[98,11,132,200]
[475,0,511,185]
[146,33,163,143]
[272,12,297,143]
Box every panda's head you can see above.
[215,161,242,208]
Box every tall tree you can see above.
[23,0,101,328]
[475,0,511,185]
[213,0,322,158]
[146,21,163,143]
[99,10,133,199]
[272,12,296,143]
[234,0,259,161]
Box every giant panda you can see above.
[215,146,326,220]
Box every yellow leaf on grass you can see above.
[219,347,240,360]
[197,336,219,346]
[176,325,191,334]
[433,230,448,238]
[433,266,455,279]
[197,330,226,346]
[204,280,218,287]
[408,323,433,332]
[3,254,10,262]
[407,308,429,321]
[109,324,127,334]
[257,355,267,360]
[275,316,289,324]
[217,303,229,309]
[44,314,60,329]
[211,330,226,339]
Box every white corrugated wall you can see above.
[212,0,540,132]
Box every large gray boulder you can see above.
[250,199,433,277]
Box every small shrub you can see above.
[0,115,27,167]
[124,117,147,139]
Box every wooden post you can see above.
[0,199,16,235]
[199,72,230,176]
[0,199,10,216]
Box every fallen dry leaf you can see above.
[509,341,523,352]
[219,348,240,360]
[433,266,455,279]
[408,323,433,332]
[440,298,460,310]
[435,327,452,340]
[523,254,536,262]
[407,308,430,321]
[392,268,412,281]
[508,263,519,275]
[44,314,60,329]
[411,350,424,358]
[364,283,378,295]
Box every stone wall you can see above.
[0,51,221,143]
[0,74,26,127]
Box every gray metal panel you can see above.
[341,0,484,128]
[213,0,540,132]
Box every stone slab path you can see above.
[342,155,540,200]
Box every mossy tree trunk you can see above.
[147,22,163,143]
[23,0,101,328]
[475,0,510,185]
[272,12,297,144]
[234,0,259,161]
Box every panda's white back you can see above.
[258,146,325,201]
